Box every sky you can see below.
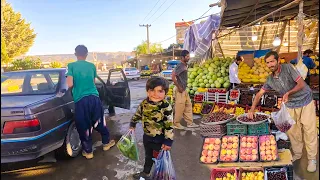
[8,0,220,55]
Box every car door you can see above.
[96,69,130,110]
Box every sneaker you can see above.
[173,124,185,130]
[82,151,94,159]
[103,140,116,151]
[132,172,150,180]
[187,123,199,128]
[292,155,302,162]
[307,160,317,172]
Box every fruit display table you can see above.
[207,149,292,168]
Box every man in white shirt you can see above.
[229,56,243,89]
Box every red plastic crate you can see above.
[210,168,238,180]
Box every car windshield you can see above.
[125,68,137,71]
[1,71,60,96]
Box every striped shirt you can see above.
[262,64,313,108]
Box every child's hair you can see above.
[146,77,169,93]
[75,45,88,56]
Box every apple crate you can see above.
[210,168,238,180]
[200,123,226,137]
[199,137,221,164]
[239,167,264,180]
[239,135,259,162]
[258,134,279,162]
[227,120,248,135]
[247,121,270,135]
[219,135,240,163]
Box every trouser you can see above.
[75,95,110,153]
[286,100,318,160]
[173,87,193,126]
[143,135,162,174]
[305,75,310,85]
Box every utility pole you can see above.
[172,45,175,60]
[139,24,151,54]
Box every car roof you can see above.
[3,68,66,74]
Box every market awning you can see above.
[220,0,319,28]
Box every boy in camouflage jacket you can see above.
[130,77,174,180]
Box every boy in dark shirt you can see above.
[66,45,115,159]
[130,77,174,180]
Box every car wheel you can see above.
[56,121,82,158]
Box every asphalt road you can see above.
[1,78,319,180]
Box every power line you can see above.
[151,0,177,24]
[157,34,177,43]
[145,0,168,22]
[199,7,212,19]
[140,0,161,24]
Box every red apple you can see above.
[260,151,266,156]
[212,157,218,163]
[247,137,252,143]
[246,155,251,161]
[214,145,220,151]
[251,142,257,149]
[270,140,276,145]
[246,142,252,148]
[204,138,210,144]
[221,143,227,149]
[240,155,246,160]
[232,143,238,149]
[252,155,257,161]
[266,140,271,146]
[207,150,213,157]
[215,138,221,145]
[232,136,238,143]
[241,136,247,142]
[209,138,215,144]
[252,149,258,155]
[203,144,209,150]
[266,155,272,161]
[222,137,228,143]
[213,150,219,157]
[241,142,247,148]
[202,150,208,156]
[228,137,233,143]
[231,149,237,155]
[231,154,237,161]
[200,156,206,162]
[272,155,277,160]
[206,156,212,163]
[227,143,233,149]
[240,148,246,155]
[246,148,252,155]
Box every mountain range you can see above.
[28,52,134,64]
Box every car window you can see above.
[1,71,60,95]
[125,68,137,71]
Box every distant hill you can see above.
[24,52,134,64]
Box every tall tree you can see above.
[134,41,163,55]
[1,1,36,64]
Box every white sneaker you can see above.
[307,160,317,172]
[173,124,185,130]
[187,123,199,128]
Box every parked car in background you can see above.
[157,60,180,81]
[123,67,140,80]
[1,68,130,163]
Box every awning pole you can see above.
[297,0,304,63]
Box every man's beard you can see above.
[270,64,278,72]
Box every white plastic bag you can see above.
[271,103,296,133]
[295,58,308,80]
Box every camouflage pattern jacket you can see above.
[130,98,174,146]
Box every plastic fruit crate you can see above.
[239,136,259,162]
[210,168,238,180]
[199,137,221,164]
[227,120,247,135]
[200,124,227,137]
[219,135,240,162]
[239,167,264,180]
[248,121,269,135]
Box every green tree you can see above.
[134,41,163,55]
[1,1,36,63]
[49,61,62,68]
[10,57,41,71]
[1,33,9,64]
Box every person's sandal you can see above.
[103,140,116,151]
